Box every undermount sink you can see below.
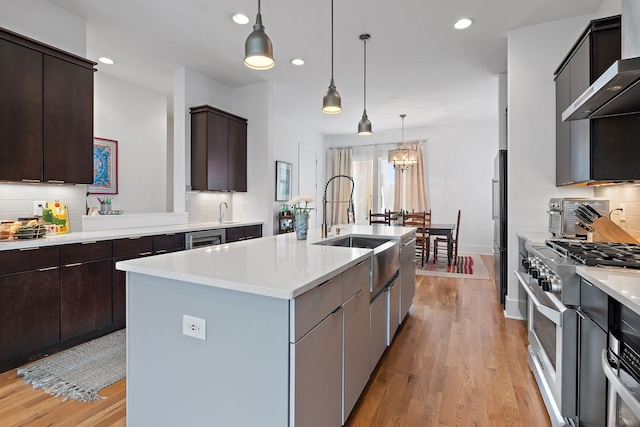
[314,236,390,249]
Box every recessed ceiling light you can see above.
[454,18,473,30]
[232,13,250,25]
[291,58,305,66]
[98,57,115,65]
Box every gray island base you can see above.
[118,225,417,426]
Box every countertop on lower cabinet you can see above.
[0,220,262,251]
[577,266,640,316]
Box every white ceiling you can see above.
[48,0,604,136]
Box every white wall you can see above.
[327,120,497,255]
[233,83,274,235]
[0,0,86,56]
[91,73,168,214]
[273,113,326,232]
[505,14,608,318]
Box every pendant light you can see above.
[322,0,341,114]
[244,0,275,70]
[388,114,418,171]
[357,34,372,135]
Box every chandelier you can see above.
[388,114,418,171]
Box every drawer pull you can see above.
[38,266,58,272]
[64,262,82,268]
[19,247,39,251]
[404,238,417,247]
[355,289,365,297]
[47,180,65,184]
[128,236,142,240]
[331,306,344,317]
[139,251,153,256]
[156,249,168,254]
[319,278,333,288]
[356,260,366,267]
[21,179,40,183]
[82,241,98,245]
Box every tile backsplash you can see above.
[0,183,87,232]
[185,191,233,223]
[595,184,640,239]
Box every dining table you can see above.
[421,223,456,264]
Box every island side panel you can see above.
[126,272,290,427]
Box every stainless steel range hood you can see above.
[563,0,640,121]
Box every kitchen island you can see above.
[117,225,416,427]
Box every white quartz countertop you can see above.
[0,220,262,251]
[117,224,416,300]
[578,266,640,316]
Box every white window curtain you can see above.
[328,148,353,226]
[393,143,428,213]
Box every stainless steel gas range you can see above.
[517,242,580,427]
[517,239,640,427]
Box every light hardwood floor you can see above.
[0,255,550,427]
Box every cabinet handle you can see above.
[128,236,142,240]
[82,241,98,245]
[47,180,65,184]
[389,281,397,289]
[319,278,334,288]
[139,251,153,256]
[38,266,58,272]
[331,306,344,317]
[64,262,82,268]
[19,247,39,251]
[355,289,365,297]
[356,260,366,267]
[156,249,168,254]
[22,179,40,183]
[404,238,417,247]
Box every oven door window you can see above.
[533,308,557,369]
[618,368,640,426]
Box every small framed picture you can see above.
[89,137,118,194]
[275,161,292,201]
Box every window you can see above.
[352,147,396,223]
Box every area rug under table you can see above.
[17,329,125,402]
[416,254,490,280]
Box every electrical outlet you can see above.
[33,201,46,216]
[620,204,626,222]
[183,315,206,340]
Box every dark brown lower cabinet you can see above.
[0,246,61,372]
[0,268,60,368]
[112,236,153,328]
[225,225,263,243]
[152,232,185,254]
[61,241,113,341]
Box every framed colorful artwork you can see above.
[275,161,292,201]
[89,137,118,194]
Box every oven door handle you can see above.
[515,271,562,325]
[601,349,640,421]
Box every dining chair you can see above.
[433,209,461,266]
[403,212,429,266]
[369,210,390,225]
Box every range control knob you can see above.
[530,268,540,279]
[538,277,551,291]
[522,259,531,270]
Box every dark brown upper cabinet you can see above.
[0,27,95,184]
[554,16,640,186]
[190,105,248,192]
